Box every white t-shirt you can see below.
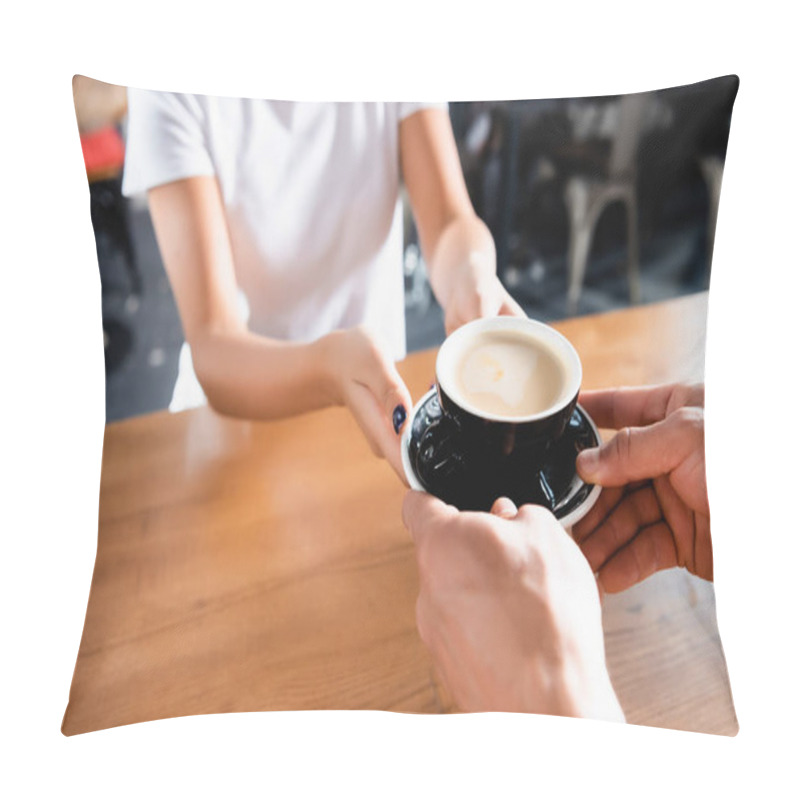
[122,91,445,410]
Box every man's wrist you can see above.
[556,665,625,722]
[519,655,625,722]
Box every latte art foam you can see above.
[455,331,565,417]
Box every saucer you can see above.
[401,389,601,529]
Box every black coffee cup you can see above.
[403,317,584,512]
[434,316,582,467]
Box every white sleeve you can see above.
[397,101,449,121]
[121,88,216,197]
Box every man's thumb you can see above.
[576,409,702,486]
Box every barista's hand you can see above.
[323,326,412,482]
[443,252,526,335]
[402,491,624,721]
[573,383,711,592]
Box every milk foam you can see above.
[455,332,564,417]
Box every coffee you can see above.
[454,330,565,418]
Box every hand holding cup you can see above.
[572,383,711,592]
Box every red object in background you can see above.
[80,125,125,179]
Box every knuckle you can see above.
[672,405,704,435]
[457,516,508,567]
[614,427,633,462]
[480,518,507,551]
[670,382,704,413]
[516,503,552,527]
[688,382,705,407]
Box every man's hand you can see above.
[402,491,624,721]
[573,383,711,593]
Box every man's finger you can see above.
[490,496,518,519]
[578,384,702,430]
[578,485,662,572]
[576,406,703,487]
[596,521,679,593]
[571,485,627,544]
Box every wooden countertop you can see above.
[62,291,737,736]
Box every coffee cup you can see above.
[403,316,588,514]
[435,315,582,463]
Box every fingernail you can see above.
[576,448,599,478]
[392,404,407,434]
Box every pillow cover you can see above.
[63,75,739,735]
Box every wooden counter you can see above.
[62,291,737,736]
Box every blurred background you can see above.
[74,75,737,422]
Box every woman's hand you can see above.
[440,248,526,335]
[572,383,711,592]
[321,326,413,483]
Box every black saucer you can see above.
[402,389,600,520]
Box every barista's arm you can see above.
[147,176,412,479]
[399,108,525,334]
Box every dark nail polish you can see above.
[392,404,407,434]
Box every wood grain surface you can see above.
[62,291,737,736]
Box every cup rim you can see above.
[435,317,582,424]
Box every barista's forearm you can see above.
[190,328,340,420]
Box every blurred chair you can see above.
[564,93,648,314]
